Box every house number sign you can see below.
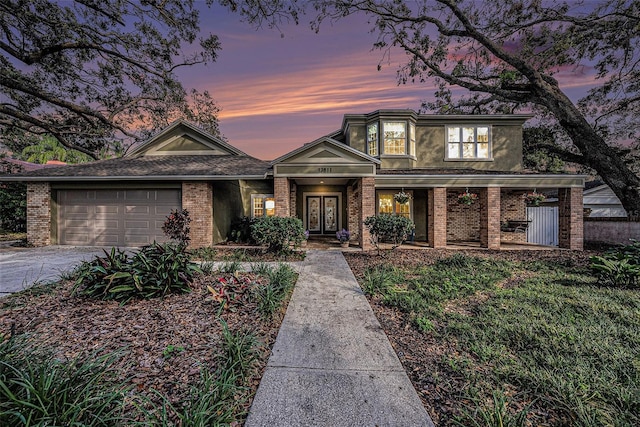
[317,167,332,173]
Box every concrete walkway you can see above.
[246,250,434,427]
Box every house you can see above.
[583,181,627,218]
[3,110,586,250]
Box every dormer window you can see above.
[366,120,417,158]
[446,126,491,160]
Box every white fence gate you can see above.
[526,206,559,246]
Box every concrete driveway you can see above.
[0,246,110,295]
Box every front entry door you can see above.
[307,196,339,235]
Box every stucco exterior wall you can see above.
[584,219,640,245]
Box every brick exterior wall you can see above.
[289,182,297,217]
[182,182,213,248]
[274,177,290,217]
[347,183,360,242]
[480,187,501,249]
[447,190,480,241]
[559,187,584,250]
[359,177,375,250]
[501,191,527,243]
[27,182,51,247]
[428,187,447,248]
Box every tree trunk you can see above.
[539,85,640,216]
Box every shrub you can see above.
[250,216,305,253]
[162,209,191,246]
[364,214,415,253]
[228,216,256,244]
[0,335,127,426]
[73,243,200,303]
[591,240,640,288]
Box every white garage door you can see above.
[58,189,181,246]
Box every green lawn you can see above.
[360,254,640,426]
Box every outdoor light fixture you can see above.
[265,200,275,209]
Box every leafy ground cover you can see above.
[345,249,640,427]
[0,262,297,425]
[0,230,26,242]
[191,246,306,262]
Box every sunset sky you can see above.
[180,4,599,160]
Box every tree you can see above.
[0,0,223,158]
[0,157,26,232]
[19,136,93,164]
[523,126,568,174]
[312,0,640,214]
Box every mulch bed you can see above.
[0,272,287,420]
[344,248,598,425]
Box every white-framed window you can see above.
[377,192,412,219]
[409,122,416,157]
[251,194,275,218]
[446,125,491,159]
[383,121,407,155]
[367,122,378,156]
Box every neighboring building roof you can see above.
[2,155,270,181]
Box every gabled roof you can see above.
[271,136,380,166]
[128,119,246,157]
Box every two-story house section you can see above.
[271,110,585,250]
[7,110,585,250]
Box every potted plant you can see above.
[336,229,351,247]
[457,189,478,205]
[393,190,411,205]
[524,191,546,206]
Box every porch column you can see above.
[480,187,501,250]
[274,177,290,217]
[347,183,360,242]
[289,182,297,217]
[359,177,375,250]
[558,187,584,250]
[428,187,447,248]
[27,182,51,247]
[182,182,213,248]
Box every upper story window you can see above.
[367,123,378,156]
[446,126,491,159]
[383,122,406,155]
[251,194,275,218]
[366,120,417,157]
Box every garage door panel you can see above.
[58,189,181,246]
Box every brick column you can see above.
[274,177,290,217]
[27,182,51,247]
[480,187,501,249]
[359,177,375,250]
[558,187,584,250]
[289,182,297,217]
[347,183,360,241]
[182,182,213,248]
[428,187,447,248]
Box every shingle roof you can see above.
[377,168,532,175]
[8,155,271,180]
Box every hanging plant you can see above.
[394,190,411,204]
[525,190,546,206]
[457,188,478,205]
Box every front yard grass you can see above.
[346,250,640,427]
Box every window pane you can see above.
[477,143,489,158]
[463,143,475,158]
[383,122,406,155]
[396,201,410,218]
[253,197,263,218]
[463,127,475,142]
[367,123,378,156]
[447,127,460,142]
[265,197,275,216]
[477,127,489,142]
[379,194,394,214]
[448,143,460,158]
[409,123,416,156]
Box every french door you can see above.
[306,195,339,235]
